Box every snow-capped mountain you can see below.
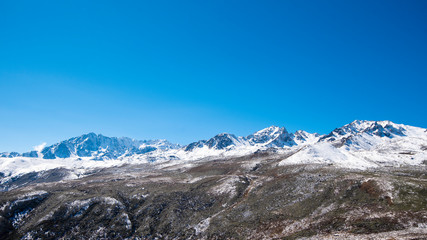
[28,133,180,160]
[1,120,426,183]
[0,152,22,158]
[280,120,427,168]
[183,126,318,152]
[319,120,409,150]
[184,133,245,151]
[246,126,296,147]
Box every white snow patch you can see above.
[210,176,241,197]
[102,197,124,207]
[121,213,132,230]
[131,193,149,200]
[194,217,211,235]
[279,143,377,169]
[186,176,206,183]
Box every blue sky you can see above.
[1,0,426,152]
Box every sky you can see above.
[0,0,426,152]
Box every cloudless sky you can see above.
[1,0,426,152]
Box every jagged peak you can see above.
[372,120,400,127]
[83,132,98,137]
[183,132,243,152]
[252,126,286,135]
[349,119,371,124]
[76,132,104,141]
[294,130,309,135]
[342,120,375,132]
[318,120,412,147]
[293,130,312,138]
[214,132,237,138]
[347,119,401,128]
[343,120,407,134]
[245,125,295,147]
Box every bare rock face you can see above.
[1,152,426,240]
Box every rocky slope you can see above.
[0,152,426,239]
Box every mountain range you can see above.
[4,120,410,159]
[1,120,426,180]
[1,126,311,160]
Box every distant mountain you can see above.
[206,133,244,149]
[184,133,245,151]
[0,152,22,158]
[22,133,180,160]
[280,120,427,168]
[184,126,318,152]
[246,126,296,147]
[319,120,408,149]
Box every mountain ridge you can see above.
[1,120,424,160]
[0,120,426,183]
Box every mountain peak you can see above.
[84,132,98,136]
[206,133,241,150]
[183,132,241,152]
[215,132,235,137]
[246,126,295,147]
[318,120,410,150]
[252,126,282,136]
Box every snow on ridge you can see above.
[278,142,378,169]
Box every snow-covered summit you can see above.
[183,126,303,152]
[184,133,244,152]
[321,120,406,140]
[246,126,296,147]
